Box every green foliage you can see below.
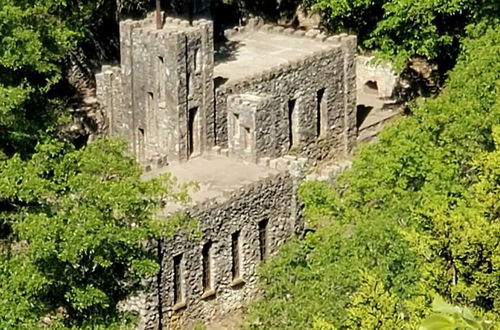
[311,316,337,330]
[247,26,500,329]
[345,272,411,329]
[308,0,500,69]
[420,297,494,330]
[0,0,138,155]
[0,138,193,328]
[0,0,80,154]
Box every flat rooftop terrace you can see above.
[214,30,332,82]
[143,155,279,212]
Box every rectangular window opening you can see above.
[173,254,183,305]
[233,113,240,138]
[188,107,198,157]
[258,219,269,261]
[187,72,192,97]
[288,99,296,149]
[244,126,251,151]
[194,48,201,72]
[231,231,241,281]
[157,57,165,100]
[137,127,145,161]
[202,241,212,292]
[316,89,326,137]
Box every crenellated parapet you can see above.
[214,20,357,161]
[96,12,360,329]
[96,12,215,167]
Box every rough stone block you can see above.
[269,158,279,169]
[305,29,320,38]
[212,146,222,155]
[258,157,271,167]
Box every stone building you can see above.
[96,12,357,329]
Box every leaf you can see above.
[432,296,461,315]
[419,314,456,330]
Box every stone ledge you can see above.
[172,301,187,312]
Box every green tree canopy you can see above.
[246,25,500,329]
[0,138,194,328]
[307,0,500,69]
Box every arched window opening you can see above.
[363,80,379,95]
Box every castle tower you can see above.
[96,13,214,165]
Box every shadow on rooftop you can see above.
[214,38,243,64]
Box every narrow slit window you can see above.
[258,219,269,261]
[244,127,251,150]
[316,88,327,137]
[147,92,158,143]
[233,113,240,138]
[193,49,198,71]
[187,72,192,97]
[188,107,198,157]
[288,99,297,149]
[157,56,165,99]
[173,254,183,304]
[137,128,145,161]
[202,241,212,292]
[194,48,202,73]
[231,231,241,280]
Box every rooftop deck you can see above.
[143,155,279,212]
[214,30,331,82]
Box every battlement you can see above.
[215,18,356,85]
[96,12,360,330]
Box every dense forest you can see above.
[1,0,499,329]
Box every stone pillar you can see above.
[341,35,357,154]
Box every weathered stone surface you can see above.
[357,55,398,99]
[96,13,359,329]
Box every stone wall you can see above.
[124,160,304,329]
[356,55,398,99]
[215,26,357,163]
[96,13,215,165]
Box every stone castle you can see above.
[96,11,359,330]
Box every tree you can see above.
[0,138,194,328]
[246,26,500,329]
[307,0,500,70]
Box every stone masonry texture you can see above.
[95,12,358,329]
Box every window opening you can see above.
[137,128,145,161]
[316,88,327,137]
[188,107,198,157]
[288,99,297,149]
[173,254,183,304]
[231,231,241,280]
[202,241,212,292]
[363,80,379,95]
[258,219,269,261]
[244,126,251,151]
